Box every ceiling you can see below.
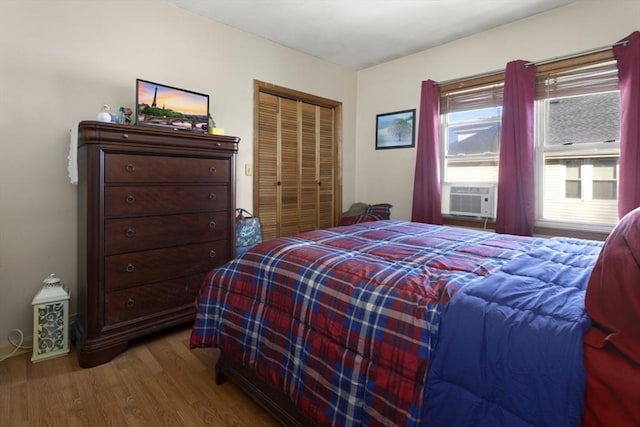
[165,0,576,70]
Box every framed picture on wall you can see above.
[375,109,416,149]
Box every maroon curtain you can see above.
[614,31,640,218]
[495,60,536,236]
[411,80,442,224]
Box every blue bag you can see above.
[235,208,262,247]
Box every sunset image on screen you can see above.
[136,80,209,131]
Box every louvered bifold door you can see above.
[299,102,319,233]
[256,92,337,240]
[256,92,279,240]
[256,93,302,240]
[280,98,301,237]
[317,105,335,230]
[299,102,335,233]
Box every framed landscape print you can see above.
[375,109,416,149]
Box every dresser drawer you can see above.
[105,240,228,291]
[105,212,228,255]
[104,272,206,326]
[105,153,229,183]
[105,185,228,217]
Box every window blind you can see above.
[441,82,504,115]
[536,53,619,100]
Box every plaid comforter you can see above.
[190,220,545,426]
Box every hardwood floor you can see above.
[0,326,280,426]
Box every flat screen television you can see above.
[135,79,209,132]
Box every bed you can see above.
[190,214,640,426]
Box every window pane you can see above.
[446,107,502,156]
[546,92,620,146]
[593,181,617,200]
[565,180,581,199]
[565,160,581,180]
[542,156,618,225]
[447,121,500,155]
[593,158,617,180]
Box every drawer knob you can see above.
[125,263,135,273]
[209,193,217,200]
[125,228,135,237]
[126,195,136,204]
[126,298,135,308]
[122,134,129,139]
[209,166,217,174]
[125,163,135,173]
[209,250,217,258]
[208,220,216,229]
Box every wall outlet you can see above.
[245,164,252,176]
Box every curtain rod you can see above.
[436,38,630,86]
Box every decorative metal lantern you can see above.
[31,273,70,362]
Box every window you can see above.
[536,60,620,227]
[440,81,503,215]
[444,106,502,182]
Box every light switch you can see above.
[245,164,252,176]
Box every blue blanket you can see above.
[423,237,603,427]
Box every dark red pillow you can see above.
[582,206,640,427]
[365,203,392,220]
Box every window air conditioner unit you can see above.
[449,184,496,218]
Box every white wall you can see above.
[355,0,640,221]
[0,1,357,350]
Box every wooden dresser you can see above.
[75,121,239,368]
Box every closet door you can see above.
[256,92,301,240]
[317,105,335,230]
[299,102,318,233]
[280,98,302,237]
[256,92,279,240]
[255,83,340,240]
